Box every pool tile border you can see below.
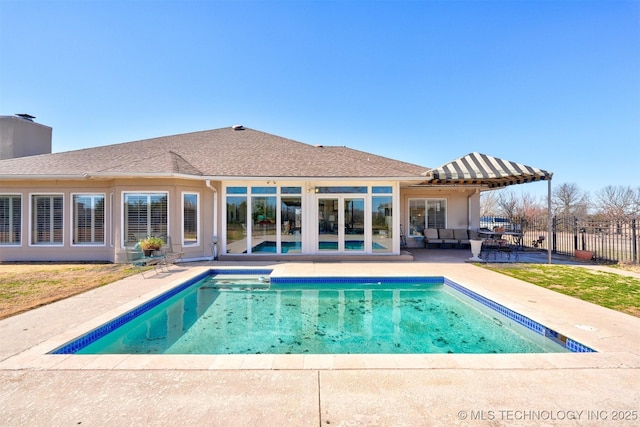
[444,278,595,353]
[49,269,594,355]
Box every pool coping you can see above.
[2,262,639,372]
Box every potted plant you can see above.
[140,236,163,256]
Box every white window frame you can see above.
[181,192,200,247]
[121,191,169,248]
[0,194,22,246]
[408,198,447,237]
[71,193,106,246]
[30,193,65,246]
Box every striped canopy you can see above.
[421,152,552,188]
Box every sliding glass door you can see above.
[317,196,365,252]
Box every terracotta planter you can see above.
[575,250,593,260]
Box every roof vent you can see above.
[232,125,244,131]
[15,113,35,122]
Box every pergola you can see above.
[420,152,554,263]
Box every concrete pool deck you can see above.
[1,251,639,426]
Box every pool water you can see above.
[251,241,386,253]
[72,274,570,355]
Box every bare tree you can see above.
[517,192,547,219]
[593,185,638,220]
[552,182,590,216]
[482,188,546,217]
[498,190,519,219]
[480,190,501,216]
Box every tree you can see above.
[480,190,500,217]
[480,188,547,232]
[552,182,590,216]
[593,185,639,220]
[518,191,547,219]
[497,190,519,219]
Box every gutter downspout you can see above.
[206,179,218,260]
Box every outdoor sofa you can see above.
[424,229,482,249]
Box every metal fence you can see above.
[481,216,639,264]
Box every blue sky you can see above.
[1,0,638,198]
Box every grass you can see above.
[481,264,640,317]
[0,263,143,320]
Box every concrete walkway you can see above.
[1,253,639,426]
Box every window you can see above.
[226,195,247,254]
[32,194,64,245]
[182,193,199,246]
[372,196,392,253]
[251,186,277,194]
[251,195,277,252]
[0,195,21,245]
[408,199,446,237]
[281,196,301,253]
[372,186,393,194]
[72,194,105,245]
[314,186,367,194]
[225,185,304,255]
[123,193,168,246]
[280,186,301,194]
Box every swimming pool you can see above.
[51,269,594,355]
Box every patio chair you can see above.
[423,228,441,248]
[481,238,519,262]
[127,243,166,278]
[161,236,185,268]
[453,229,470,248]
[437,229,458,248]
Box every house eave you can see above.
[207,175,427,182]
[0,173,429,183]
[0,172,202,181]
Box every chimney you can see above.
[0,114,52,160]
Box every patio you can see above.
[1,256,639,425]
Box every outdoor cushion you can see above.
[424,228,439,240]
[468,230,481,240]
[438,229,458,246]
[438,229,455,240]
[453,229,469,240]
[423,228,442,248]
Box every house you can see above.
[0,121,552,263]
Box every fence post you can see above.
[633,219,638,264]
[552,216,557,254]
[573,216,578,250]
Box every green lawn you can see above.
[481,264,640,317]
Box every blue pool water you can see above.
[251,241,385,253]
[52,270,594,355]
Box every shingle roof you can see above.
[0,127,429,179]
